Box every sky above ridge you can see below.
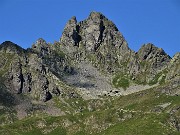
[0,0,180,57]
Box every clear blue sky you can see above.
[0,0,180,57]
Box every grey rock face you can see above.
[127,56,141,76]
[138,43,171,70]
[0,40,66,102]
[133,43,171,83]
[32,38,51,56]
[10,60,24,94]
[23,73,32,93]
[166,52,180,80]
[79,12,128,52]
[61,12,133,73]
[60,16,81,54]
[36,74,50,102]
[61,12,129,52]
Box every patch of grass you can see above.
[140,61,146,67]
[112,74,129,89]
[132,72,147,85]
[0,115,68,135]
[55,50,65,58]
[159,75,166,85]
[97,113,176,135]
[0,53,14,76]
[149,70,168,85]
[18,129,42,135]
[124,103,138,110]
[149,72,162,85]
[47,127,67,135]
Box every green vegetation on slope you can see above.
[112,74,129,89]
[0,86,179,135]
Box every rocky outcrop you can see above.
[79,12,128,52]
[132,43,171,83]
[138,43,171,70]
[10,60,24,94]
[32,38,51,56]
[166,52,180,80]
[31,73,51,101]
[0,41,25,54]
[61,11,133,73]
[0,40,71,102]
[61,16,81,48]
[23,72,32,93]
[169,106,180,131]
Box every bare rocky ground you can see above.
[14,96,65,120]
[63,61,159,99]
[63,61,113,98]
[116,84,158,96]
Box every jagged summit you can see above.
[1,41,15,45]
[31,38,51,56]
[60,12,131,75]
[172,52,180,59]
[138,43,170,63]
[88,11,105,18]
[87,11,119,31]
[68,16,77,24]
[87,11,107,24]
[1,41,22,49]
[35,38,47,45]
[0,41,25,54]
[61,11,126,51]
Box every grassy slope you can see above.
[0,85,179,135]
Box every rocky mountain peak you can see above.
[69,16,77,25]
[60,11,132,73]
[86,11,118,31]
[137,43,171,77]
[61,11,129,53]
[60,16,80,48]
[89,11,105,18]
[87,11,105,23]
[64,16,77,30]
[0,41,25,54]
[35,38,47,45]
[32,38,50,56]
[138,43,170,61]
[171,52,180,63]
[1,41,15,46]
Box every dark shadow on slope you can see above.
[72,82,95,88]
[0,84,17,107]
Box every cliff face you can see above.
[0,12,179,102]
[60,12,132,73]
[0,40,73,102]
